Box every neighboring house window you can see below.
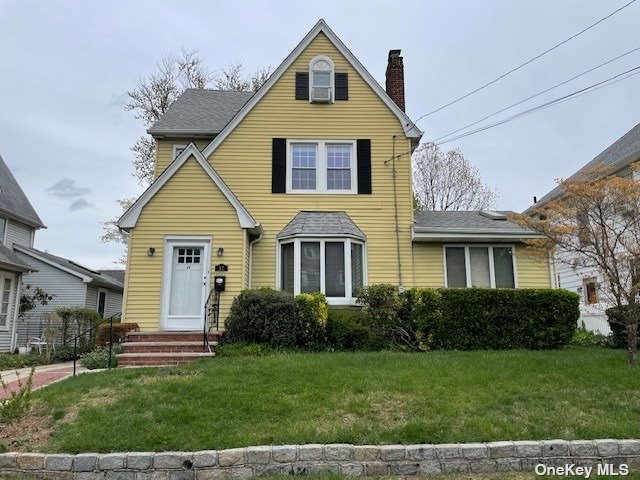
[0,275,12,329]
[173,145,187,160]
[445,245,517,288]
[309,56,333,103]
[584,278,598,305]
[0,217,5,244]
[287,140,356,193]
[97,288,108,318]
[279,238,365,303]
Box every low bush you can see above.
[0,352,48,370]
[424,289,579,350]
[224,288,327,349]
[325,309,372,350]
[605,307,639,348]
[79,345,123,370]
[571,328,613,348]
[0,367,34,423]
[97,322,139,347]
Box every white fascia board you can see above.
[412,229,545,242]
[201,19,422,160]
[13,245,93,282]
[117,143,259,231]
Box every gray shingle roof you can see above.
[0,243,33,272]
[414,210,535,234]
[98,269,125,285]
[0,155,45,228]
[277,211,366,240]
[16,245,124,290]
[147,89,254,137]
[529,121,640,211]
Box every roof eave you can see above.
[412,228,545,242]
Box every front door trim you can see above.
[161,236,212,332]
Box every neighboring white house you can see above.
[527,121,640,335]
[0,154,125,352]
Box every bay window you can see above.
[445,245,516,288]
[278,238,366,304]
[287,140,356,193]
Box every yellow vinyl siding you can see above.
[155,140,212,178]
[515,245,551,288]
[411,243,445,288]
[124,157,244,330]
[207,32,415,291]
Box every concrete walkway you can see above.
[0,361,88,400]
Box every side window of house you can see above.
[584,278,598,305]
[0,217,5,244]
[445,245,516,289]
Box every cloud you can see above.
[69,198,92,211]
[46,178,91,200]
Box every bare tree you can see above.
[215,62,272,92]
[512,168,640,366]
[412,142,497,211]
[100,198,135,265]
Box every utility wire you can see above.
[435,66,640,145]
[404,0,637,131]
[434,45,640,143]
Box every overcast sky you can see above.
[1,0,639,268]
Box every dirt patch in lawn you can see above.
[0,403,53,452]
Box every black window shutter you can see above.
[335,73,348,100]
[357,139,372,194]
[272,138,287,193]
[295,72,309,100]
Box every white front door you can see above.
[163,241,210,331]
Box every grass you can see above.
[19,347,640,453]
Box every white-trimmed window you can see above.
[287,140,356,193]
[444,245,517,288]
[278,238,365,304]
[0,275,13,330]
[309,56,334,103]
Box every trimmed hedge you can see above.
[325,309,372,350]
[97,322,140,347]
[422,289,579,350]
[605,306,639,348]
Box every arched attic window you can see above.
[309,56,334,103]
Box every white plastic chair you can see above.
[28,337,48,354]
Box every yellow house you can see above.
[116,20,553,363]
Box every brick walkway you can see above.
[0,362,88,400]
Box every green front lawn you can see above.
[15,348,640,452]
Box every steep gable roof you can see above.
[148,90,254,138]
[200,19,423,159]
[526,121,640,212]
[0,155,45,228]
[117,143,260,232]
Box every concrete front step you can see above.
[123,341,219,354]
[117,352,215,367]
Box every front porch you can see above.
[117,331,221,367]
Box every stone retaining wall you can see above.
[1,440,639,479]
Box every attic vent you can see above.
[479,210,508,220]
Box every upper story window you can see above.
[309,56,334,103]
[445,245,517,289]
[287,140,356,194]
[0,217,5,245]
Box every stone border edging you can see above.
[1,439,639,479]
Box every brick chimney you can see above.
[385,49,405,112]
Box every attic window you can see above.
[309,56,334,103]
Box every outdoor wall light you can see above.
[147,247,156,257]
[217,247,224,257]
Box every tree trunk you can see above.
[627,319,638,367]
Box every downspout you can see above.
[10,273,22,352]
[392,135,403,289]
[248,234,263,289]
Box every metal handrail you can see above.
[72,312,121,376]
[202,288,220,353]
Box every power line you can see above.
[435,66,640,145]
[407,0,637,127]
[434,45,640,143]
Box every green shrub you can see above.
[325,309,373,350]
[571,328,612,348]
[97,322,139,347]
[423,289,579,350]
[0,352,48,370]
[79,345,123,370]
[0,367,34,423]
[55,307,102,349]
[605,306,639,348]
[224,288,325,349]
[49,346,78,363]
